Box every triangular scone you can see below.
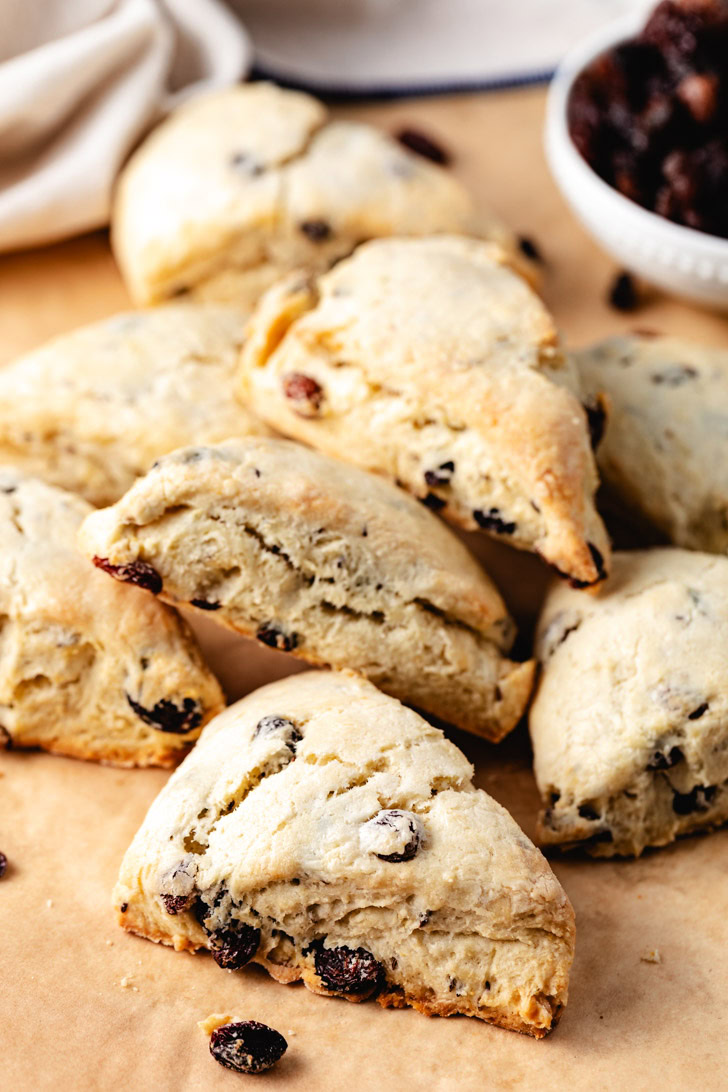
[0,470,223,766]
[79,437,535,741]
[114,670,574,1037]
[239,235,610,586]
[0,305,268,507]
[112,82,525,308]
[575,333,728,552]
[532,549,728,857]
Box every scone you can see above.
[239,235,610,586]
[576,333,728,552]
[0,469,223,766]
[114,670,575,1037]
[112,82,524,308]
[531,548,728,856]
[0,305,268,507]
[79,437,535,741]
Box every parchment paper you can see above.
[2,87,727,1091]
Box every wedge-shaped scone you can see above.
[239,235,610,586]
[112,82,524,308]
[576,333,728,552]
[114,670,574,1036]
[79,437,535,741]
[532,549,728,857]
[0,305,268,507]
[0,470,223,766]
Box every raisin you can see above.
[313,942,383,995]
[0,852,7,878]
[578,803,600,821]
[651,365,698,385]
[254,714,302,752]
[688,702,709,720]
[126,695,202,734]
[299,219,332,242]
[396,127,450,166]
[190,598,222,611]
[473,508,516,535]
[282,373,323,414]
[161,893,195,915]
[93,557,162,594]
[209,1021,287,1074]
[672,785,716,815]
[361,809,423,862]
[421,492,446,511]
[256,623,298,652]
[120,903,128,913]
[229,152,264,176]
[647,745,683,770]
[608,271,639,311]
[424,460,455,487]
[584,398,606,449]
[210,923,261,970]
[518,235,543,262]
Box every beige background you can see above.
[2,87,727,1091]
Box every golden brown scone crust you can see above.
[239,235,609,585]
[114,670,574,1036]
[79,437,534,741]
[0,469,223,766]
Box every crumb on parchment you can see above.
[640,948,662,964]
[198,1013,232,1037]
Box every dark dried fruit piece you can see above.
[210,922,261,970]
[421,492,446,511]
[209,1021,287,1075]
[190,598,222,611]
[651,364,698,386]
[364,809,423,862]
[299,219,332,242]
[473,508,516,535]
[688,702,709,720]
[518,235,543,262]
[578,803,600,821]
[424,460,455,487]
[161,893,195,915]
[282,373,324,415]
[93,556,162,594]
[608,271,639,312]
[314,942,383,995]
[647,745,683,770]
[254,714,302,752]
[0,852,7,878]
[584,398,607,449]
[396,127,450,165]
[127,695,202,734]
[672,784,716,815]
[256,623,298,652]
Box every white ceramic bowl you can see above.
[545,13,728,310]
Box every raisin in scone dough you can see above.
[0,470,223,766]
[240,235,610,586]
[0,305,268,507]
[79,437,534,741]
[532,549,728,857]
[576,333,728,552]
[114,670,575,1037]
[112,82,523,308]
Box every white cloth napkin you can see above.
[0,0,646,254]
[0,0,250,251]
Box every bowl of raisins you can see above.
[545,1,728,309]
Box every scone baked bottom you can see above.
[79,437,535,742]
[114,671,575,1037]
